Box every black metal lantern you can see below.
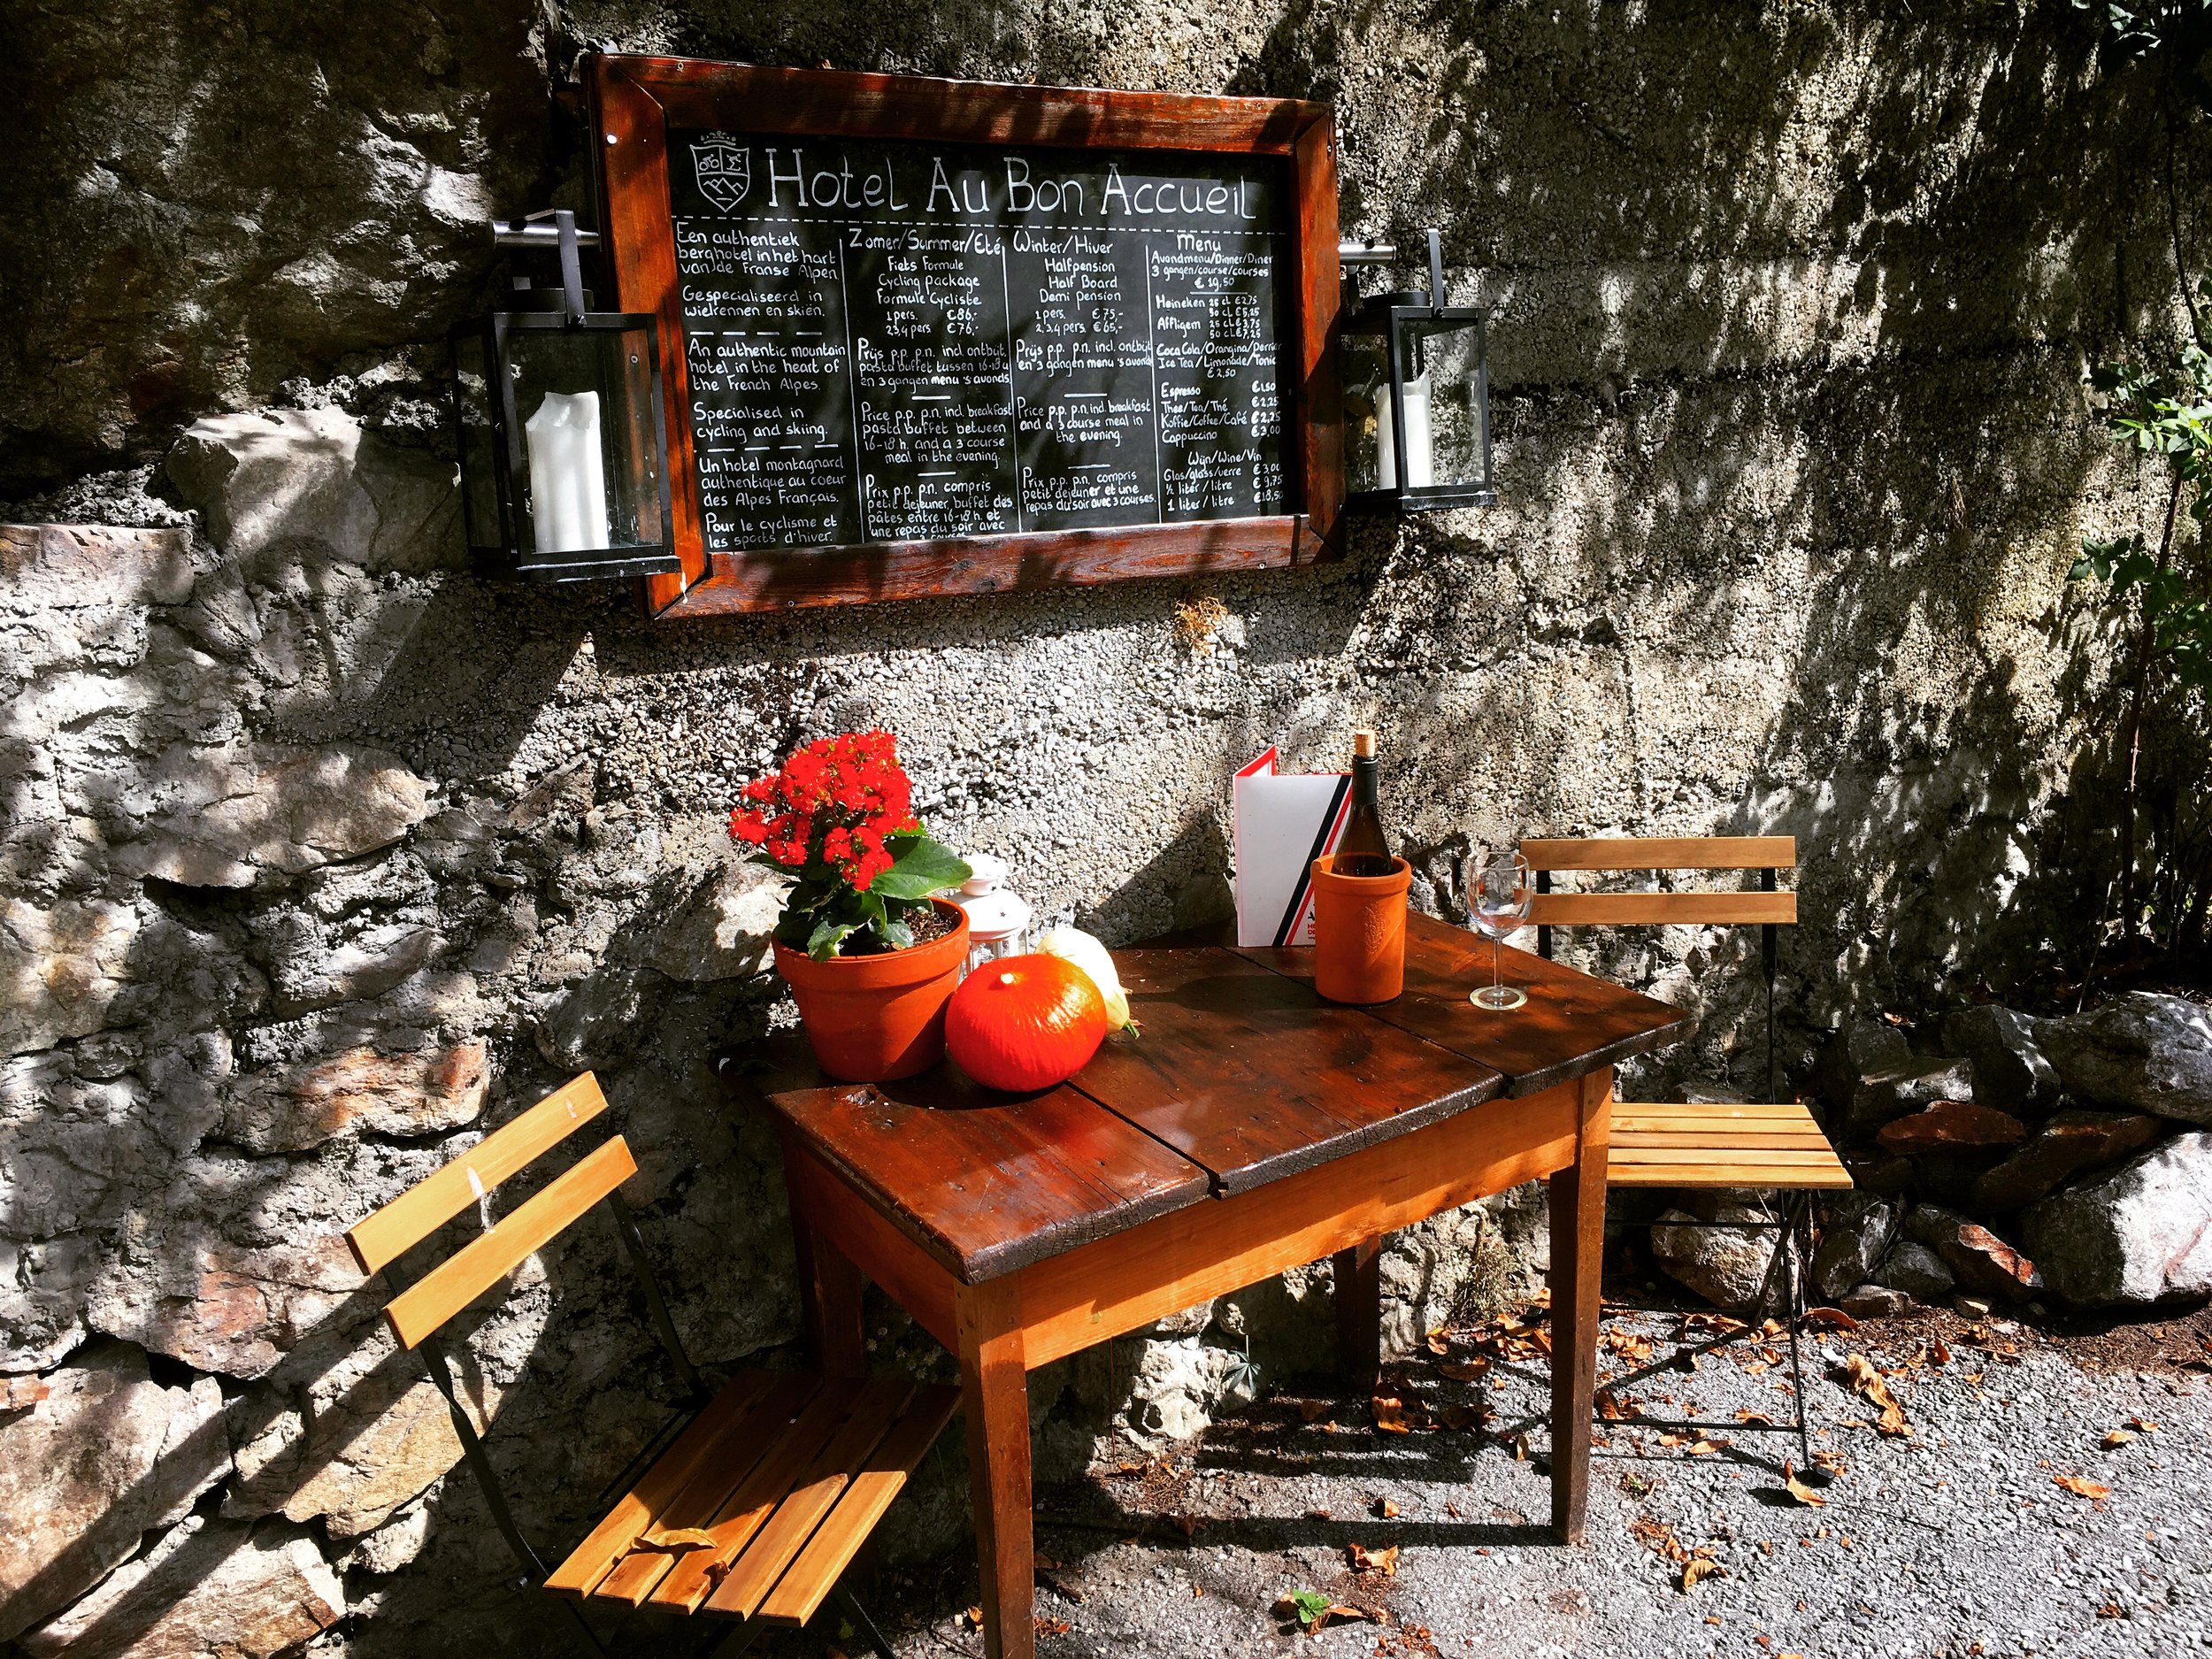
[449,210,681,582]
[1340,228,1495,512]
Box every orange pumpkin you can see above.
[945,954,1110,1093]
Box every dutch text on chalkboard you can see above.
[665,134,1294,552]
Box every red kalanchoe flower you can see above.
[729,730,929,891]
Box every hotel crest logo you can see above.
[690,137,753,211]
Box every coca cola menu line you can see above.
[666,133,1294,551]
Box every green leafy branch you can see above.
[2076,0,2212,108]
[2070,325,2212,946]
[2073,534,2212,690]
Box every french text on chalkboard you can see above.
[665,134,1294,552]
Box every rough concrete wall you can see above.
[2,2,2205,1654]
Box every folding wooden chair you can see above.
[1523,836,1852,1468]
[344,1071,957,1658]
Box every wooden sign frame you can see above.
[588,53,1342,618]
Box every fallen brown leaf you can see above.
[2055,1474,2112,1501]
[1035,1617,1072,1637]
[1348,1542,1400,1577]
[1375,1498,1401,1519]
[1680,1553,1725,1591]
[1930,1337,1952,1365]
[1803,1306,1858,1331]
[964,1606,985,1629]
[1438,1403,1482,1432]
[1324,1603,1375,1627]
[1736,1409,1778,1427]
[638,1527,717,1551]
[2128,1416,2160,1432]
[2102,1429,2139,1449]
[1296,1399,1334,1423]
[1372,1396,1411,1434]
[1425,1326,1449,1355]
[1783,1463,1826,1507]
[1436,1360,1488,1382]
[1605,1330,1657,1363]
[1842,1352,1911,1436]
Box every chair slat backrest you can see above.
[1525,835,1798,1101]
[1522,835,1796,872]
[346,1071,610,1275]
[1526,890,1796,927]
[1523,835,1796,933]
[385,1134,640,1348]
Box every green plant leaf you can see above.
[870,835,972,901]
[806,914,857,961]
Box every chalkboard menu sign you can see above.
[591,58,1342,617]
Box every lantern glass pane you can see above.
[1394,316,1490,495]
[1341,330,1391,495]
[452,330,503,552]
[504,323,663,557]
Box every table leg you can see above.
[956,1279,1033,1659]
[1333,1236,1382,1391]
[1548,1066,1611,1544]
[785,1141,866,1378]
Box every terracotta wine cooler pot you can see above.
[1310,856,1410,1003]
[773,900,972,1081]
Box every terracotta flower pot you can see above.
[1310,856,1411,1004]
[773,899,971,1081]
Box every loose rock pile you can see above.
[1655,995,2212,1317]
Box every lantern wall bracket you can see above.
[491,210,598,326]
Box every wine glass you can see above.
[1466,849,1532,1010]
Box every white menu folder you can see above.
[1233,747,1353,948]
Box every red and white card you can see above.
[1232,747,1352,947]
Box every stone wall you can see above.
[4,3,2206,1655]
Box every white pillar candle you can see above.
[525,390,610,554]
[1376,387,1397,491]
[1400,370,1434,489]
[1375,369,1434,492]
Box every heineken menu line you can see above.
[666,134,1294,552]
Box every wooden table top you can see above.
[720,915,1687,1285]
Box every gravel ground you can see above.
[859,1302,2212,1659]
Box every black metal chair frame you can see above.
[381,1187,898,1659]
[1536,863,1821,1473]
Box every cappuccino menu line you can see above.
[666,133,1294,550]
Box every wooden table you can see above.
[721,914,1687,1659]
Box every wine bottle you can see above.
[1334,728,1397,876]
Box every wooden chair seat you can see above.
[547,1369,959,1627]
[1609,1100,1852,1190]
